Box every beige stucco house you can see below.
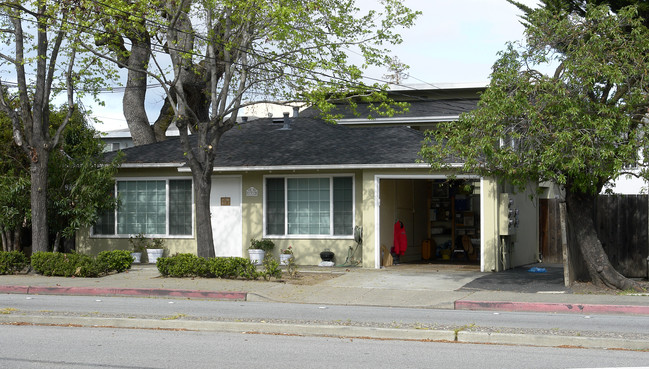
[78,85,539,272]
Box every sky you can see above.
[89,0,538,132]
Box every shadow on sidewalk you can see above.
[458,263,570,293]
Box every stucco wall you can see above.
[239,170,364,266]
[509,186,540,267]
[78,167,538,271]
[76,227,197,257]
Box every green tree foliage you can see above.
[0,107,121,252]
[47,107,122,251]
[510,0,649,27]
[421,4,648,291]
[0,1,117,253]
[0,112,31,252]
[83,0,420,258]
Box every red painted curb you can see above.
[0,285,29,294]
[455,300,649,315]
[1,285,246,301]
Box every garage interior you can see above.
[379,178,481,268]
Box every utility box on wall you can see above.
[499,193,519,235]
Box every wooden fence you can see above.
[541,195,648,278]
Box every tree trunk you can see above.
[1,230,8,252]
[2,227,23,252]
[52,231,62,253]
[30,148,49,253]
[123,38,156,146]
[194,172,215,258]
[565,190,642,291]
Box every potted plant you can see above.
[146,238,165,264]
[280,246,294,265]
[129,233,165,264]
[249,238,274,265]
[128,233,147,263]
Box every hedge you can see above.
[31,250,134,277]
[157,254,259,279]
[0,251,29,275]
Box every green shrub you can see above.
[96,250,134,274]
[249,238,275,252]
[31,252,100,277]
[157,254,259,280]
[231,257,259,280]
[260,254,282,281]
[157,253,209,277]
[0,251,28,275]
[206,257,232,278]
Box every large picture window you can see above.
[265,176,353,236]
[94,179,193,236]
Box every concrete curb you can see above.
[0,285,246,301]
[2,314,647,350]
[455,300,649,315]
[457,331,649,351]
[0,314,456,341]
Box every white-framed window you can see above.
[93,178,193,237]
[265,175,354,237]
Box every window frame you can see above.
[91,177,194,239]
[263,174,355,239]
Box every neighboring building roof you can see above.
[301,84,484,127]
[105,117,437,170]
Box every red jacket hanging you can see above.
[393,221,407,256]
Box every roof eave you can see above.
[338,115,460,125]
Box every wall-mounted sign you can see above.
[246,187,259,197]
[220,197,231,206]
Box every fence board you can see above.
[540,199,563,264]
[543,195,648,278]
[594,195,648,278]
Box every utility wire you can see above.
[0,1,482,108]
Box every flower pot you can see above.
[147,249,164,264]
[320,250,334,262]
[131,252,142,264]
[280,254,293,265]
[249,249,265,265]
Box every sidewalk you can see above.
[1,262,648,314]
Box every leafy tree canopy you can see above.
[421,4,649,291]
[421,4,649,196]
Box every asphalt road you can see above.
[2,324,648,369]
[2,294,649,341]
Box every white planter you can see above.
[131,252,142,264]
[147,249,164,264]
[248,249,265,265]
[280,254,293,265]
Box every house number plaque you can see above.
[220,197,231,206]
[246,187,258,197]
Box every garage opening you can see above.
[379,178,481,269]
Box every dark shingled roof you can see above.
[301,99,479,119]
[105,117,432,167]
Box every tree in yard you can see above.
[86,0,419,258]
[47,107,122,252]
[0,111,30,251]
[0,1,116,253]
[0,107,122,253]
[509,0,649,27]
[420,4,649,291]
[383,56,410,85]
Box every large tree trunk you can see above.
[194,171,215,258]
[565,190,642,291]
[30,148,50,253]
[123,38,156,146]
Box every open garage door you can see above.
[377,177,482,270]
